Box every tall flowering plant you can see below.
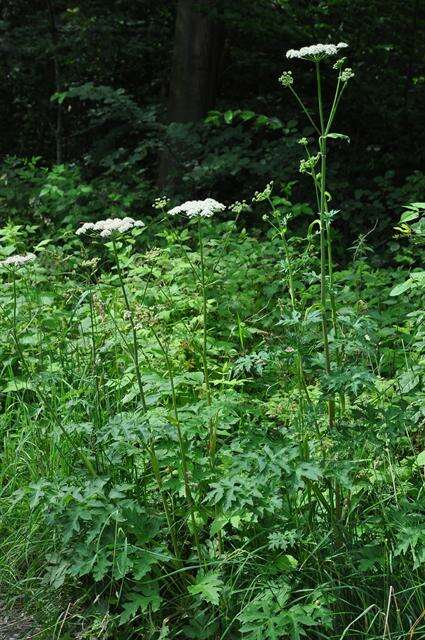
[167,198,226,464]
[76,217,186,561]
[280,42,354,428]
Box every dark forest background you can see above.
[1,0,424,242]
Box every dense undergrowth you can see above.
[0,196,424,639]
[0,46,424,640]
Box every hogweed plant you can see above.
[168,198,226,465]
[280,41,354,428]
[75,218,189,563]
[76,217,148,410]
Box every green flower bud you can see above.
[278,71,294,88]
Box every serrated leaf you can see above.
[275,554,298,571]
[297,462,322,481]
[114,544,132,579]
[188,572,223,606]
[132,553,158,580]
[93,555,112,581]
[210,515,229,537]
[119,587,161,625]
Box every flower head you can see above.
[230,200,250,214]
[0,253,36,268]
[252,182,274,203]
[341,67,355,82]
[168,198,225,219]
[153,196,171,210]
[333,57,347,70]
[299,153,321,175]
[76,217,145,238]
[286,42,348,61]
[278,71,294,87]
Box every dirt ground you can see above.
[0,601,37,640]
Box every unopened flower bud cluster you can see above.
[341,68,354,82]
[278,71,293,87]
[299,154,321,175]
[230,200,250,214]
[153,196,170,210]
[252,182,274,203]
[333,57,347,70]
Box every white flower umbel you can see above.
[286,42,348,61]
[0,253,36,267]
[76,217,145,238]
[168,198,225,219]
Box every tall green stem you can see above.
[111,241,184,559]
[148,443,181,564]
[316,62,335,428]
[112,239,147,412]
[198,222,211,404]
[289,85,321,135]
[197,221,217,465]
[325,74,346,416]
[150,326,203,564]
[88,290,102,429]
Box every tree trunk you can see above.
[46,0,63,164]
[158,0,225,186]
[168,0,223,122]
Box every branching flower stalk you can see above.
[167,199,227,557]
[76,219,183,558]
[88,290,103,430]
[264,193,312,408]
[281,43,354,428]
[79,216,202,563]
[11,269,27,374]
[315,62,335,426]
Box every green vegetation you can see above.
[0,2,424,639]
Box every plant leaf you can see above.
[188,572,223,606]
